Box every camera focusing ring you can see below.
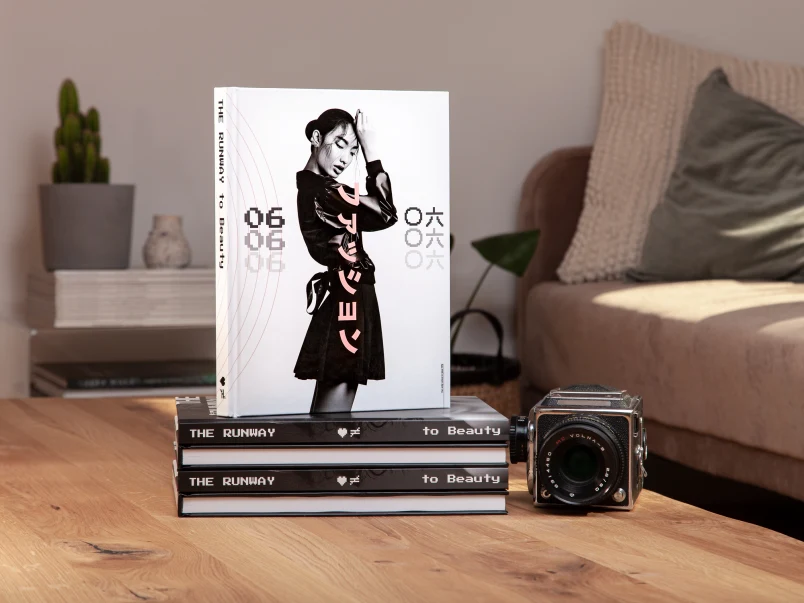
[537,415,625,506]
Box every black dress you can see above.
[294,160,398,384]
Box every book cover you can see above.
[215,88,450,417]
[176,396,507,445]
[174,460,508,494]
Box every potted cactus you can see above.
[39,79,134,270]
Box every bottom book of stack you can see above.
[172,396,509,516]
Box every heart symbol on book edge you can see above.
[337,428,347,438]
[337,476,347,486]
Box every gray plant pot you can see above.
[39,183,135,270]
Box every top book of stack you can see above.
[28,269,214,328]
[176,395,508,447]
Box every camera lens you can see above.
[562,445,598,482]
[537,415,625,506]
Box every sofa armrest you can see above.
[515,146,591,356]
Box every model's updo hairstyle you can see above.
[305,108,355,143]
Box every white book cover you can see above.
[215,88,450,417]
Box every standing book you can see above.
[215,87,450,417]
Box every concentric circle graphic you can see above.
[217,94,284,403]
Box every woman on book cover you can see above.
[294,108,398,413]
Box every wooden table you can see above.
[2,398,803,602]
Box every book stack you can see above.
[172,396,509,516]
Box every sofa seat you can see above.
[523,280,804,463]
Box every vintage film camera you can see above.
[509,385,647,510]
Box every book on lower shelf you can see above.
[32,360,216,399]
[32,380,215,399]
[172,395,509,516]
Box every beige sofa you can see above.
[516,146,804,501]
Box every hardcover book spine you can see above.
[176,466,508,493]
[177,418,510,446]
[214,87,233,417]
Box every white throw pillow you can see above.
[557,22,804,284]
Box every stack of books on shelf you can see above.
[172,396,509,516]
[27,269,214,328]
[32,360,216,398]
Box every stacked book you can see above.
[28,269,214,328]
[172,396,509,516]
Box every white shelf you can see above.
[27,269,215,329]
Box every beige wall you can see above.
[4,0,804,394]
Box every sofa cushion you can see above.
[522,280,804,461]
[628,69,804,283]
[557,22,804,284]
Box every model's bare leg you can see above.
[310,380,358,413]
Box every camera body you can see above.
[510,385,647,510]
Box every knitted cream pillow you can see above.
[557,22,804,284]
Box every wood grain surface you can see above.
[1,397,803,602]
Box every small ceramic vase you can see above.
[142,214,191,268]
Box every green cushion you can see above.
[628,68,804,283]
